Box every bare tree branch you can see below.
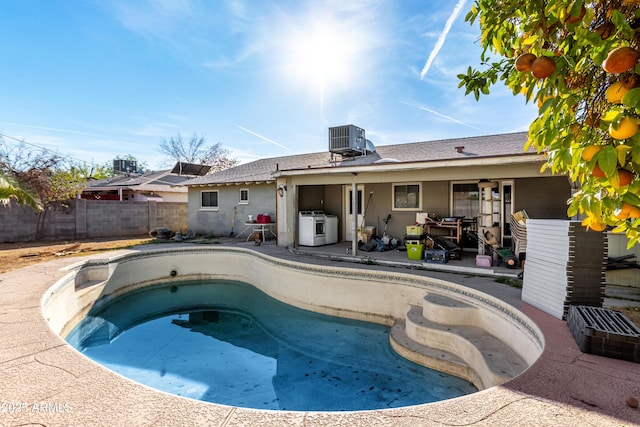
[158,133,239,172]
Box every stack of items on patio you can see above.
[509,210,528,264]
[404,224,427,260]
[404,213,463,263]
[521,219,606,320]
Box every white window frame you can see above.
[200,190,219,211]
[239,188,249,204]
[392,182,422,211]
[449,180,480,218]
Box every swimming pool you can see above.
[66,280,477,411]
[45,246,542,413]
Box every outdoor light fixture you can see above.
[278,184,287,197]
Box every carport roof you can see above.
[183,131,536,186]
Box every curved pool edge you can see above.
[1,245,637,427]
[45,246,543,392]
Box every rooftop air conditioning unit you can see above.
[329,125,366,156]
[113,159,138,174]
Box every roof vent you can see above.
[329,125,374,157]
[455,146,464,153]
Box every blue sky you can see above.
[0,0,537,170]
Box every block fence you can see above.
[0,199,188,242]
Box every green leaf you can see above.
[568,0,584,17]
[617,144,631,165]
[632,145,640,164]
[611,9,629,30]
[622,88,640,109]
[602,109,624,123]
[623,191,640,206]
[599,145,618,175]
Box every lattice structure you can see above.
[567,305,640,363]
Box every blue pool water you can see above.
[66,280,476,411]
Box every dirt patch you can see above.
[619,306,640,327]
[0,237,154,274]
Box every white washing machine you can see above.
[324,214,339,244]
[299,211,326,246]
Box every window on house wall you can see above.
[451,182,479,219]
[392,183,421,211]
[348,189,363,215]
[239,188,249,204]
[201,190,219,210]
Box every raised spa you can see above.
[45,247,543,412]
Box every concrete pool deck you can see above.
[0,241,639,426]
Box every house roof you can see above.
[183,131,536,186]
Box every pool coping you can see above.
[1,244,639,426]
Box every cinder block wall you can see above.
[0,199,188,242]
[0,200,41,241]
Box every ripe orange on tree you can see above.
[615,203,633,219]
[603,46,639,74]
[605,81,631,104]
[565,5,586,24]
[609,117,639,140]
[629,205,640,219]
[515,53,537,72]
[592,163,606,178]
[610,169,635,188]
[531,56,556,79]
[581,145,602,161]
[582,215,607,231]
[614,202,640,219]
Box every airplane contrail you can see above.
[420,0,467,80]
[234,124,290,151]
[400,100,481,130]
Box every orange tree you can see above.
[458,0,640,246]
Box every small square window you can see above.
[201,190,218,209]
[393,183,421,211]
[239,188,249,204]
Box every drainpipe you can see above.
[351,182,358,255]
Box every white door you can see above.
[344,185,364,241]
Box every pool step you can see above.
[422,293,477,324]
[389,319,479,386]
[389,293,528,390]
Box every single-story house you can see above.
[183,127,572,251]
[83,162,211,203]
